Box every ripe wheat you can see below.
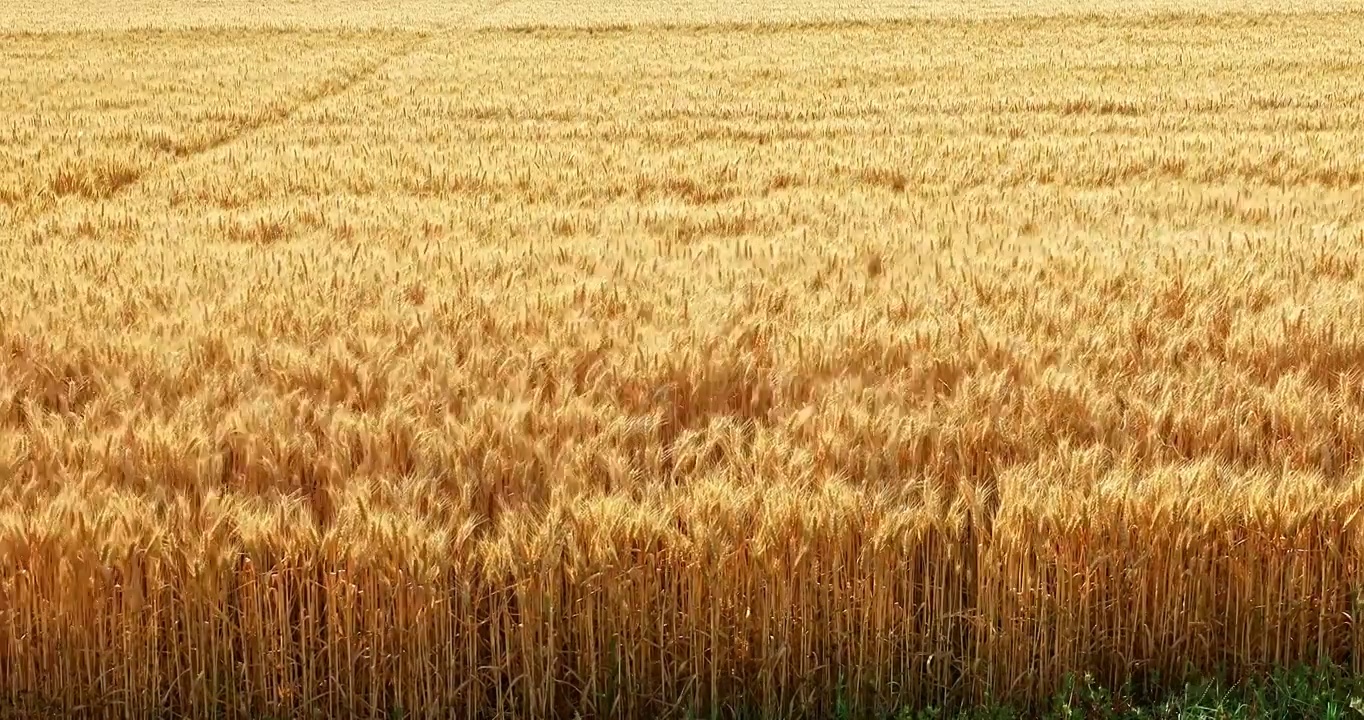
[2,2,1364,718]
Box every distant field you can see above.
[2,0,1360,29]
[3,1,1364,718]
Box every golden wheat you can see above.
[3,1,1364,717]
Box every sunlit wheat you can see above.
[2,1,1364,717]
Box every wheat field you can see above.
[3,1,1364,717]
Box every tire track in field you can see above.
[181,0,517,163]
[179,40,427,157]
[176,0,516,162]
[3,35,427,234]
[115,35,428,198]
[157,0,512,166]
[22,0,510,215]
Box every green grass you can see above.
[898,664,1364,720]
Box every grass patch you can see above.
[899,664,1364,719]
